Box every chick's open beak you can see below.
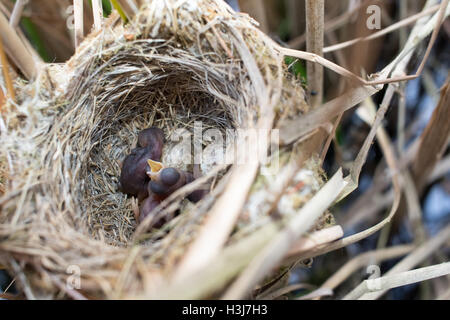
[146,159,164,180]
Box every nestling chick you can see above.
[138,193,167,228]
[137,127,165,150]
[119,127,164,201]
[149,167,188,199]
[148,167,206,202]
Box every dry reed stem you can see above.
[138,224,281,299]
[0,11,36,79]
[281,0,444,223]
[344,262,450,300]
[73,0,84,47]
[278,0,449,92]
[0,84,5,109]
[288,0,380,49]
[341,136,421,228]
[173,22,275,280]
[285,225,344,259]
[401,171,427,243]
[92,0,103,31]
[0,36,15,103]
[331,85,402,246]
[124,0,139,14]
[318,29,348,164]
[222,169,346,299]
[357,97,405,225]
[282,86,404,264]
[356,225,450,299]
[237,0,269,34]
[323,4,441,53]
[278,85,380,146]
[9,0,26,28]
[297,287,333,300]
[429,155,450,183]
[411,77,450,194]
[319,245,415,296]
[305,0,324,108]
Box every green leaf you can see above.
[284,56,307,84]
[20,17,51,62]
[102,0,112,17]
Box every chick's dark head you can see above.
[160,167,181,186]
[148,167,186,199]
[119,147,154,200]
[137,127,165,161]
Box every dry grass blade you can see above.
[318,245,415,296]
[282,86,404,265]
[92,0,103,31]
[344,262,450,300]
[280,0,449,88]
[73,0,84,47]
[323,4,441,53]
[305,0,324,108]
[0,11,36,79]
[285,225,344,259]
[9,0,26,28]
[411,76,450,194]
[0,36,15,103]
[288,0,380,49]
[429,155,450,183]
[124,0,139,14]
[173,22,274,281]
[139,223,280,299]
[401,171,427,243]
[0,86,5,110]
[222,169,347,299]
[237,0,269,33]
[173,161,260,281]
[297,288,333,300]
[278,85,380,146]
[357,225,450,299]
[279,0,449,147]
[48,274,88,300]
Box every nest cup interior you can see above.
[70,41,242,246]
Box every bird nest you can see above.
[0,0,334,299]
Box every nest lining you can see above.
[0,0,327,299]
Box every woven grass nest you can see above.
[0,0,335,299]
